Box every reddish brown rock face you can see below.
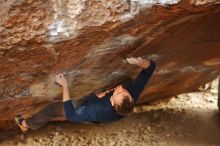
[0,0,220,130]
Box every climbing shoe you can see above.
[15,115,28,133]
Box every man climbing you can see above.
[15,57,156,133]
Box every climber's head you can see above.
[110,85,134,115]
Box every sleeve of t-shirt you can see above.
[123,60,156,103]
[63,100,89,122]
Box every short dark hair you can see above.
[114,96,134,115]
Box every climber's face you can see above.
[110,85,132,106]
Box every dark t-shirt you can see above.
[63,60,156,123]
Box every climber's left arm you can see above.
[55,74,70,102]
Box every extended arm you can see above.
[55,74,89,122]
[55,74,70,102]
[124,57,156,103]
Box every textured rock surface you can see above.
[0,0,220,130]
[1,79,219,145]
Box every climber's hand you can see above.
[55,74,68,87]
[126,57,150,69]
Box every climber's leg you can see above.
[25,101,65,130]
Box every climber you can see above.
[15,57,156,133]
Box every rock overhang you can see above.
[0,0,220,130]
